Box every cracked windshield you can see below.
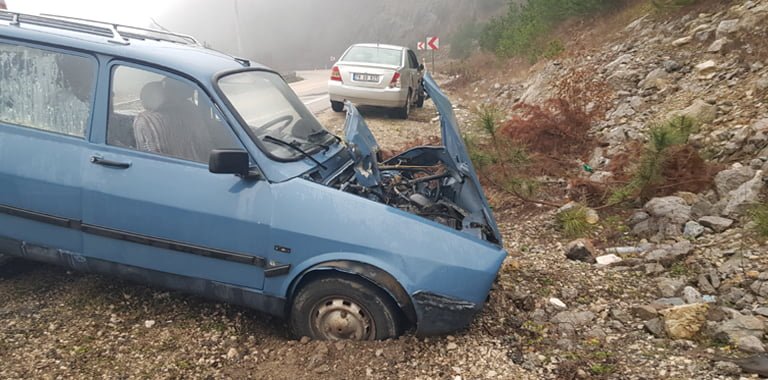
[217,71,332,160]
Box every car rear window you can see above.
[341,46,402,66]
[0,42,96,137]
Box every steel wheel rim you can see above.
[311,297,374,340]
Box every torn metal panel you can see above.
[412,291,479,336]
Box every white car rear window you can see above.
[341,46,402,66]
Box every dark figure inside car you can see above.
[133,79,214,162]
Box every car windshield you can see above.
[218,71,335,161]
[341,46,402,66]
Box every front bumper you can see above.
[412,291,482,336]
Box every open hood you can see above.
[422,73,502,244]
[340,74,502,245]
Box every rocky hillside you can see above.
[441,0,768,377]
[159,0,509,70]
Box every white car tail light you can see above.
[330,66,342,82]
[389,72,401,88]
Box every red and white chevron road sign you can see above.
[426,36,439,50]
[417,41,425,50]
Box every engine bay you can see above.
[327,146,499,245]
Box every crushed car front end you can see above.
[315,73,507,334]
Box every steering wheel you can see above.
[255,114,294,135]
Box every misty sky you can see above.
[5,0,505,71]
[6,0,177,25]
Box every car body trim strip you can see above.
[0,203,269,268]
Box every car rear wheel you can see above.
[290,276,401,341]
[331,101,344,112]
[394,90,411,120]
[415,88,425,108]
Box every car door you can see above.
[81,62,274,290]
[406,49,423,93]
[0,40,96,258]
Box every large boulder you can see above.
[634,197,692,240]
[645,196,692,224]
[698,216,734,233]
[715,166,756,196]
[714,311,765,345]
[723,170,765,217]
[645,240,694,267]
[670,99,717,125]
[657,277,685,297]
[565,239,597,264]
[659,303,709,339]
[715,19,741,39]
[639,68,671,90]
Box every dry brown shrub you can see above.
[568,178,611,207]
[555,66,615,119]
[501,99,595,160]
[609,142,718,201]
[655,144,719,196]
[605,141,644,180]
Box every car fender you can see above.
[282,254,417,324]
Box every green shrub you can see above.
[652,0,699,10]
[556,204,595,238]
[749,203,768,238]
[480,0,628,60]
[473,104,502,138]
[450,22,483,59]
[464,134,495,169]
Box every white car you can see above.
[328,43,425,119]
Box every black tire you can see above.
[290,276,401,341]
[331,100,344,112]
[394,91,411,120]
[415,88,425,108]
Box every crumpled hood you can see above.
[343,102,382,188]
[423,73,502,244]
[342,74,502,244]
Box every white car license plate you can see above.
[352,73,379,82]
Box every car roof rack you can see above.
[0,10,199,46]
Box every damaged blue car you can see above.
[0,11,506,340]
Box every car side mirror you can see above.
[418,63,425,71]
[209,149,252,177]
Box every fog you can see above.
[155,0,507,71]
[6,0,506,71]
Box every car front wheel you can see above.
[331,100,344,112]
[290,276,401,341]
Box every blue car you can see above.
[0,11,506,340]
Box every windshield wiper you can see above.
[263,135,327,170]
[308,129,342,143]
[293,137,331,153]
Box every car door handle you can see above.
[90,155,131,169]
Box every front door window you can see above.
[107,65,239,163]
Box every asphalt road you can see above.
[290,70,331,115]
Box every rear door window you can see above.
[407,50,420,68]
[0,42,96,137]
